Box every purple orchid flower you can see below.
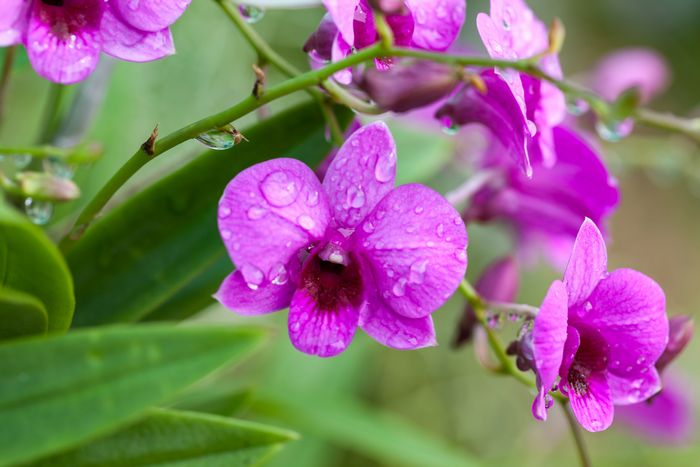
[591,48,670,105]
[468,0,566,172]
[532,218,669,432]
[0,0,191,84]
[463,125,619,269]
[304,0,465,83]
[215,122,468,357]
[616,316,695,443]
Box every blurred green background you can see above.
[1,0,699,465]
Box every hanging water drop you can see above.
[24,198,53,225]
[44,156,75,179]
[13,153,32,169]
[238,4,265,24]
[195,126,236,150]
[566,98,589,116]
[392,278,407,297]
[441,116,459,135]
[595,118,633,143]
[269,263,289,285]
[240,264,264,290]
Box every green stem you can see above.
[38,82,67,143]
[63,43,700,248]
[561,404,593,467]
[0,45,17,130]
[59,44,386,250]
[458,280,534,387]
[0,145,100,163]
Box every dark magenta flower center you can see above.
[300,251,364,313]
[567,326,609,396]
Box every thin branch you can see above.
[561,404,593,467]
[0,45,17,129]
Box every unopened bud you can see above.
[303,15,338,63]
[656,315,694,372]
[367,0,408,15]
[547,18,565,55]
[359,60,460,113]
[16,172,81,202]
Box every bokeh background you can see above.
[1,0,699,465]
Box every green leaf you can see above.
[67,102,349,326]
[29,407,297,467]
[172,383,255,417]
[255,391,480,467]
[0,201,74,336]
[0,286,48,339]
[0,324,265,466]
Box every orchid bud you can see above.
[454,257,519,348]
[547,18,566,56]
[358,60,460,113]
[656,316,694,372]
[303,15,338,63]
[15,172,81,202]
[367,0,408,15]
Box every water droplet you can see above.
[221,229,232,240]
[44,156,74,179]
[453,216,463,225]
[13,153,32,169]
[374,151,396,183]
[454,248,467,262]
[583,301,593,312]
[414,206,424,215]
[441,116,459,135]
[636,356,646,365]
[306,190,319,207]
[346,185,366,208]
[566,98,589,116]
[297,214,316,231]
[392,278,407,297]
[269,263,288,285]
[375,209,386,220]
[362,221,375,233]
[409,259,428,284]
[240,264,264,290]
[24,198,53,225]
[486,311,503,329]
[435,223,444,238]
[238,4,265,24]
[247,205,267,220]
[261,171,299,207]
[195,127,236,150]
[595,118,633,143]
[218,204,232,219]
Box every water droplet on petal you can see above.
[238,4,265,23]
[240,264,264,290]
[392,278,407,297]
[306,190,319,207]
[414,206,424,215]
[269,263,289,285]
[362,221,375,233]
[221,229,232,240]
[453,216,463,225]
[13,153,32,169]
[374,151,396,183]
[195,127,236,150]
[435,223,444,238]
[261,171,299,207]
[218,204,232,219]
[636,356,646,365]
[454,248,467,262]
[583,301,593,312]
[297,214,316,231]
[346,185,366,208]
[409,259,428,284]
[24,198,53,225]
[247,205,267,220]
